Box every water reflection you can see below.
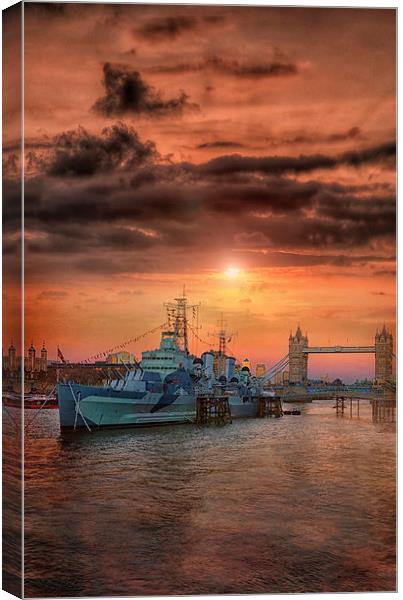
[23,400,395,596]
[333,396,396,425]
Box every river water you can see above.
[18,400,396,596]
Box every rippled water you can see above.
[18,400,396,596]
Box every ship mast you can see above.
[209,314,236,377]
[218,314,227,376]
[164,288,200,355]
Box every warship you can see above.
[57,295,266,430]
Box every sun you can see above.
[225,267,240,279]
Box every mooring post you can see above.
[336,395,345,416]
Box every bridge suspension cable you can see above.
[266,354,289,373]
[259,354,289,382]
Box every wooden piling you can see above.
[335,395,364,419]
[196,396,232,425]
[335,395,346,415]
[257,396,283,418]
[371,396,396,424]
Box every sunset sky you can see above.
[3,3,396,381]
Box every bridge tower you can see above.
[289,326,308,384]
[375,326,393,383]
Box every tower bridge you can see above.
[288,325,393,384]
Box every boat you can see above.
[25,393,58,409]
[3,391,58,409]
[57,295,265,430]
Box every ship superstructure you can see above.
[140,331,193,377]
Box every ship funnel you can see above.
[225,356,235,381]
[202,351,215,379]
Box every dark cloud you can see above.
[265,127,363,148]
[2,179,22,233]
[27,227,155,256]
[135,14,225,41]
[197,141,395,177]
[36,290,69,300]
[327,126,362,142]
[342,141,396,167]
[373,270,395,277]
[93,63,197,117]
[150,56,298,79]
[203,179,320,213]
[23,170,395,267]
[316,192,395,234]
[44,123,156,177]
[216,57,298,78]
[21,123,395,277]
[251,215,395,250]
[233,252,394,269]
[135,16,198,40]
[197,140,245,149]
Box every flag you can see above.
[57,347,66,363]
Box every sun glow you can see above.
[225,267,240,279]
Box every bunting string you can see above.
[57,322,169,367]
[187,323,238,360]
[82,322,169,363]
[187,323,213,349]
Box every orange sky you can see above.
[3,4,396,381]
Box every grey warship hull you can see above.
[57,383,259,430]
[57,382,196,430]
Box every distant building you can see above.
[27,342,36,372]
[255,363,266,377]
[27,342,48,373]
[40,342,48,372]
[3,340,47,373]
[242,357,252,372]
[3,341,21,372]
